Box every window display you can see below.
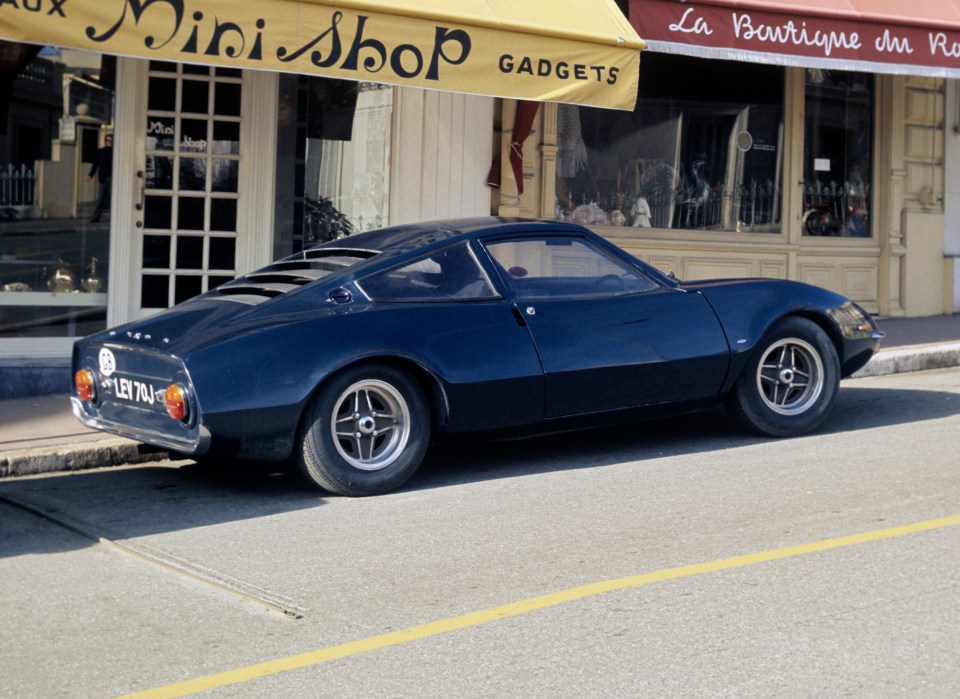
[555,54,784,234]
[802,69,874,237]
[0,45,113,338]
[273,77,392,259]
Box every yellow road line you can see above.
[120,514,960,699]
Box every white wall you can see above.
[390,89,494,224]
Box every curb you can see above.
[0,439,169,478]
[851,342,960,378]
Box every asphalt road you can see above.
[2,368,959,698]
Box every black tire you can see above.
[727,317,840,437]
[297,364,430,496]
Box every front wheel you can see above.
[727,317,840,437]
[298,364,430,496]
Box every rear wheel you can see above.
[298,364,430,496]
[727,317,840,437]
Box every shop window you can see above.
[802,70,874,238]
[556,54,784,233]
[1,45,112,338]
[273,77,393,258]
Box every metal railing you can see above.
[0,163,37,210]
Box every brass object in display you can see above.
[82,257,104,293]
[47,258,76,293]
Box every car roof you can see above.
[211,217,645,306]
[309,217,587,257]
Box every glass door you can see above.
[138,62,243,310]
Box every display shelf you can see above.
[0,291,107,306]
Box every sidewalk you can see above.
[1,314,958,478]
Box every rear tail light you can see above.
[75,369,96,401]
[164,383,190,421]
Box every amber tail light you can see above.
[75,369,96,402]
[164,384,189,421]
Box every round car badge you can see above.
[98,348,117,377]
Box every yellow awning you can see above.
[0,0,644,109]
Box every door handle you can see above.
[135,170,144,211]
[135,170,144,228]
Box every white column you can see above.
[944,80,960,313]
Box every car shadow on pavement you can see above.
[408,384,960,492]
[1,385,956,558]
[0,459,319,558]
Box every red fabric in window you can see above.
[486,101,540,195]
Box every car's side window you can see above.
[359,243,499,301]
[484,237,658,298]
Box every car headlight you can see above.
[828,301,878,340]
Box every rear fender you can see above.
[297,355,451,444]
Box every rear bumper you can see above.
[71,396,211,455]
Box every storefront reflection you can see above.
[555,54,785,234]
[0,219,109,337]
[273,77,392,259]
[0,45,112,338]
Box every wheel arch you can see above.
[722,309,843,394]
[792,309,845,362]
[296,354,450,444]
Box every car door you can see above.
[356,242,546,432]
[481,235,730,419]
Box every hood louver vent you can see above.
[213,249,379,304]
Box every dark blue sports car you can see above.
[72,218,882,495]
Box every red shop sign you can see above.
[630,0,960,76]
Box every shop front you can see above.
[503,0,959,320]
[0,0,643,397]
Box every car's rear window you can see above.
[359,244,498,301]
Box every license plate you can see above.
[113,375,164,407]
